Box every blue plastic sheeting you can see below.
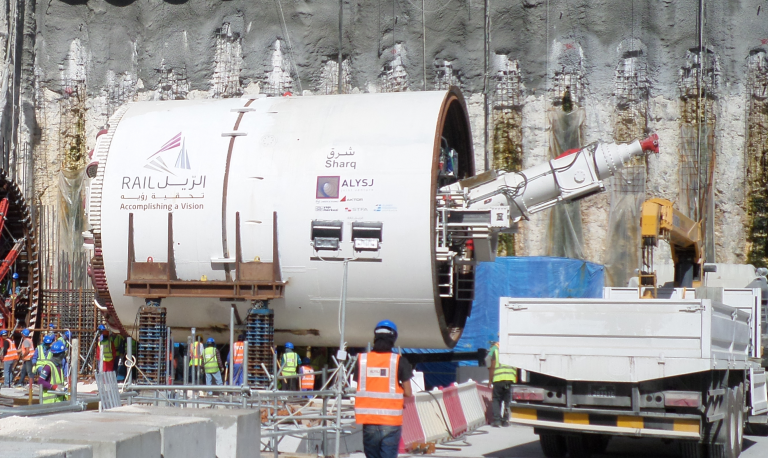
[404,256,604,389]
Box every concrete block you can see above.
[69,412,216,458]
[113,405,260,458]
[0,441,92,458]
[0,414,161,458]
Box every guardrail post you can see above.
[70,338,79,406]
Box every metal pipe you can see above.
[242,341,248,387]
[70,338,79,406]
[322,365,329,458]
[334,260,349,458]
[127,384,251,393]
[126,337,133,385]
[338,0,343,95]
[229,304,235,387]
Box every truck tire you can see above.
[538,432,566,458]
[680,441,705,458]
[707,385,741,458]
[565,434,592,458]
[587,434,610,454]
[730,384,744,458]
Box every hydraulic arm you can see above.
[639,197,704,289]
[436,134,659,260]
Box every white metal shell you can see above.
[89,90,474,348]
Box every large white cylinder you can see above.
[89,89,474,348]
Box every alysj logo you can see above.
[144,132,191,175]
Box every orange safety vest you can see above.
[3,340,18,362]
[233,341,244,364]
[300,365,314,390]
[355,352,404,426]
[21,338,34,361]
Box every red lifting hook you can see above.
[640,134,660,154]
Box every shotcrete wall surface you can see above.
[21,0,768,278]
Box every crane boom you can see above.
[639,197,704,289]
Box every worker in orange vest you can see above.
[299,357,314,392]
[18,329,35,386]
[232,334,245,385]
[355,320,413,458]
[1,330,19,387]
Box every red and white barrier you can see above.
[399,380,492,451]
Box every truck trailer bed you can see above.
[498,294,753,383]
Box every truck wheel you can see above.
[680,441,705,458]
[538,432,566,458]
[730,384,744,458]
[565,434,592,458]
[586,434,610,454]
[707,385,740,458]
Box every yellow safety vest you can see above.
[203,347,219,374]
[281,351,299,376]
[489,345,517,383]
[34,345,52,371]
[189,342,203,366]
[41,361,67,404]
[99,338,114,362]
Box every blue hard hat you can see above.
[302,357,310,365]
[0,330,7,336]
[22,329,29,337]
[50,341,66,354]
[49,323,55,329]
[375,320,398,335]
[43,335,55,344]
[11,272,18,280]
[285,342,294,350]
[98,324,106,331]
[64,330,71,340]
[206,337,215,344]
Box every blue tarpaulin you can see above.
[404,256,604,388]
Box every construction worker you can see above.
[355,320,413,458]
[487,339,517,427]
[188,335,204,383]
[203,337,224,390]
[280,342,300,391]
[37,341,67,403]
[299,357,314,392]
[46,323,56,337]
[95,324,116,372]
[33,334,55,375]
[232,334,245,385]
[111,332,126,379]
[18,329,34,386]
[1,330,19,387]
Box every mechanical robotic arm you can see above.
[436,134,659,264]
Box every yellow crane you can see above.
[639,198,704,294]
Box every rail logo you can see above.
[144,132,191,175]
[316,176,340,199]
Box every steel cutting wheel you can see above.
[0,169,39,333]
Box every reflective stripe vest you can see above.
[21,338,34,361]
[233,341,244,364]
[355,352,404,426]
[300,365,314,390]
[99,337,114,362]
[34,345,52,371]
[489,344,517,383]
[203,347,220,374]
[3,340,18,362]
[281,351,299,376]
[189,342,203,366]
[41,361,66,404]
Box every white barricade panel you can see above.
[456,381,485,430]
[414,390,453,444]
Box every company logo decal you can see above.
[144,132,191,175]
[316,176,340,199]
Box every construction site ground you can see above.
[343,424,768,458]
